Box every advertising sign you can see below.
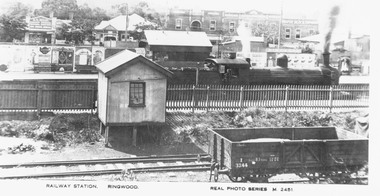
[92,46,105,65]
[286,53,317,68]
[75,47,92,66]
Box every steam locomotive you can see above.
[168,52,340,85]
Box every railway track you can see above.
[0,154,211,179]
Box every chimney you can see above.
[322,52,331,67]
[49,11,54,18]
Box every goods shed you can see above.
[96,49,173,146]
[144,30,212,62]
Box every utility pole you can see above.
[278,0,283,49]
[125,3,129,42]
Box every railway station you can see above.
[0,0,370,187]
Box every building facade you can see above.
[24,14,71,44]
[165,8,318,48]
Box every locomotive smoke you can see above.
[324,6,340,54]
[237,21,251,56]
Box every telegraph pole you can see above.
[278,0,283,49]
[125,3,129,42]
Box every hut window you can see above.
[129,82,145,107]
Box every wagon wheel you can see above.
[213,167,219,182]
[228,175,247,183]
[209,162,219,182]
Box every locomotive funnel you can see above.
[322,52,331,67]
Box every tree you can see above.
[4,2,34,18]
[34,0,78,19]
[56,4,111,44]
[130,1,163,26]
[0,15,27,42]
[127,23,159,41]
[251,21,280,45]
[109,1,163,28]
[110,3,128,16]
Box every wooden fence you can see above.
[0,81,369,114]
[166,84,369,112]
[0,81,97,113]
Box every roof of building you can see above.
[95,49,173,77]
[205,58,250,68]
[94,14,153,31]
[297,33,361,44]
[144,30,213,47]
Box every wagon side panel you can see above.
[282,141,326,169]
[208,131,233,170]
[325,140,368,168]
[230,142,282,177]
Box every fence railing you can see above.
[0,81,97,113]
[0,82,369,114]
[166,84,369,112]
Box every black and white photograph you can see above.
[0,0,374,195]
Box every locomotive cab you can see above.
[204,58,250,84]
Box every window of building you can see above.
[229,22,235,33]
[210,20,216,31]
[129,82,145,107]
[175,19,182,30]
[295,29,301,39]
[285,28,291,39]
[309,29,315,35]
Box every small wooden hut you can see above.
[96,49,173,146]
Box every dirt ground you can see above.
[0,109,369,183]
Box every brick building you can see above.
[164,8,318,48]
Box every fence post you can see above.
[36,83,42,115]
[195,68,199,85]
[285,86,289,112]
[92,86,95,115]
[239,86,244,111]
[191,85,195,113]
[206,86,210,112]
[329,86,334,113]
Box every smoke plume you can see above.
[324,6,340,53]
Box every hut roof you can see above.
[95,49,173,77]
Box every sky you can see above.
[0,0,372,35]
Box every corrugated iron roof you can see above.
[95,49,172,77]
[144,30,212,47]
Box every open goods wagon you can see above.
[208,127,368,183]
